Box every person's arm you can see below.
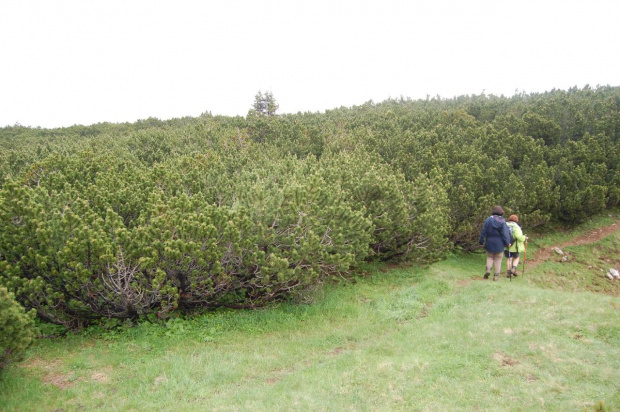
[514,225,526,242]
[479,219,488,245]
[501,223,511,246]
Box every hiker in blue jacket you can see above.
[479,206,511,281]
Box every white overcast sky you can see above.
[1,0,619,128]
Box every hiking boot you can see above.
[483,272,490,279]
[511,267,518,277]
[506,270,512,278]
[493,274,499,281]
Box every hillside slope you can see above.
[1,215,619,411]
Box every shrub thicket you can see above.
[0,286,37,369]
[2,147,445,326]
[1,86,619,326]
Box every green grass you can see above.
[530,209,619,244]
[528,233,620,295]
[525,209,620,297]
[1,215,620,411]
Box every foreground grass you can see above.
[1,216,619,411]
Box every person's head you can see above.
[508,214,519,223]
[491,206,504,216]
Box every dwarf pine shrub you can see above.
[0,152,374,326]
[0,286,37,370]
[319,149,450,262]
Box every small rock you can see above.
[607,273,614,280]
[609,268,620,278]
[553,247,564,255]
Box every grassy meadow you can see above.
[1,213,619,411]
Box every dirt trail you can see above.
[526,220,620,269]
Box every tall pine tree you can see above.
[251,91,279,116]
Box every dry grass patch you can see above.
[493,351,519,367]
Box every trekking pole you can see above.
[512,243,517,282]
[522,240,527,278]
[509,251,512,283]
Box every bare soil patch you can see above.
[92,368,112,383]
[43,372,79,389]
[457,279,471,287]
[493,351,519,367]
[22,357,62,370]
[153,375,167,385]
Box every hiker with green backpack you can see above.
[505,214,528,278]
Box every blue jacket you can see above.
[479,215,511,253]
